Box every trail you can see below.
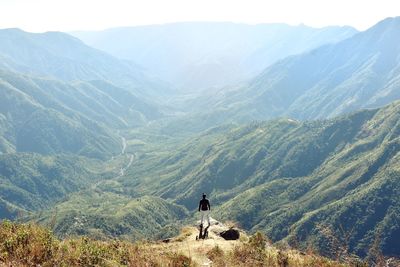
[151,221,242,267]
[121,136,127,154]
[118,136,134,177]
[119,154,134,176]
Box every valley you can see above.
[1,17,400,265]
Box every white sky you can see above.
[0,0,398,32]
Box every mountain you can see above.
[0,28,170,158]
[0,28,168,98]
[0,28,169,157]
[0,153,100,219]
[117,100,400,257]
[72,22,357,90]
[201,17,400,124]
[0,67,169,157]
[0,27,181,238]
[215,103,400,257]
[125,18,400,136]
[0,70,123,158]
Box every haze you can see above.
[0,0,399,32]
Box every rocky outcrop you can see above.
[220,228,240,240]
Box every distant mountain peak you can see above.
[0,27,24,32]
[71,23,357,90]
[367,16,400,32]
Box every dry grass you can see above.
[2,221,397,267]
[0,220,192,266]
[150,226,353,267]
[173,226,193,242]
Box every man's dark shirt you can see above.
[199,199,210,211]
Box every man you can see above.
[198,193,211,226]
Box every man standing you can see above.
[198,193,211,226]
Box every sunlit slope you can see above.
[170,17,400,133]
[121,101,400,256]
[0,153,101,219]
[34,193,188,241]
[0,28,167,97]
[0,69,166,157]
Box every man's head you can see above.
[202,193,206,199]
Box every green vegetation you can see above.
[33,193,188,241]
[0,71,123,158]
[0,153,103,218]
[116,101,400,257]
[1,17,400,262]
[6,98,393,258]
[0,28,167,158]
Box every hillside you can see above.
[33,193,188,241]
[0,75,118,158]
[0,153,102,219]
[0,69,167,157]
[164,17,400,133]
[0,29,174,159]
[72,22,356,90]
[0,28,167,98]
[115,100,400,257]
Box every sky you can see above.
[0,0,398,32]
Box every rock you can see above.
[201,259,213,266]
[220,228,240,240]
[162,238,171,243]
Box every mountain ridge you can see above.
[163,16,400,134]
[0,28,169,99]
[72,22,357,90]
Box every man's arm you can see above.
[198,201,201,212]
[207,200,210,211]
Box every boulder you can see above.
[220,228,240,240]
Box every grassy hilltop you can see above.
[2,220,386,267]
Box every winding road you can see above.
[91,134,135,190]
[118,136,135,177]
